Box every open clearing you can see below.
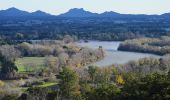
[15,57,46,73]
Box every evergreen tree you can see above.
[58,67,81,100]
[0,52,18,79]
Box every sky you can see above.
[0,0,170,15]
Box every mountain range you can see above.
[0,7,170,18]
[0,7,51,17]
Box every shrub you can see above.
[0,80,5,87]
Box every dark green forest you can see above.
[0,16,170,43]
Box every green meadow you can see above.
[15,57,46,73]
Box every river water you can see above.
[77,41,160,67]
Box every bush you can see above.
[0,80,5,87]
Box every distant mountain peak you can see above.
[5,7,24,13]
[68,8,90,13]
[162,13,170,16]
[70,8,84,10]
[0,8,52,17]
[69,8,85,12]
[6,7,19,11]
[161,13,170,18]
[34,10,42,12]
[0,7,29,16]
[31,10,51,16]
[59,8,98,17]
[100,11,121,17]
[32,10,47,14]
[103,11,119,14]
[0,7,169,18]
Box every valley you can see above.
[0,5,170,100]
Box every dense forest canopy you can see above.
[0,16,170,43]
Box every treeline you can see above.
[118,36,170,55]
[17,55,170,100]
[1,65,170,100]
[117,56,170,74]
[1,54,170,99]
[0,37,104,79]
[0,17,170,42]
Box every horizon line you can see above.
[0,7,169,16]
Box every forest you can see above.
[118,36,170,55]
[1,35,170,100]
[0,15,170,100]
[0,16,170,43]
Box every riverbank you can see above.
[77,41,161,67]
[118,37,170,56]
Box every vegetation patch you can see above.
[36,82,57,88]
[118,36,170,55]
[15,57,47,73]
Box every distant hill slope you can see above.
[0,7,52,17]
[100,11,121,17]
[56,8,167,18]
[58,8,98,17]
[161,13,170,17]
[0,7,29,16]
[0,7,169,18]
[31,10,51,16]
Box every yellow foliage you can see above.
[76,63,81,67]
[20,78,25,85]
[116,75,125,85]
[0,80,5,87]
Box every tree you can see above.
[121,73,170,100]
[88,66,99,83]
[58,53,69,66]
[95,67,113,84]
[22,87,49,100]
[0,80,4,87]
[58,67,82,99]
[15,33,24,40]
[92,83,120,100]
[0,52,18,79]
[45,56,59,74]
[116,75,125,85]
[63,35,74,43]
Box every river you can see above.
[77,41,161,67]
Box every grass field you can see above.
[15,57,46,73]
[36,82,58,88]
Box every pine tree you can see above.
[58,67,81,99]
[0,52,18,79]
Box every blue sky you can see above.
[0,0,170,15]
